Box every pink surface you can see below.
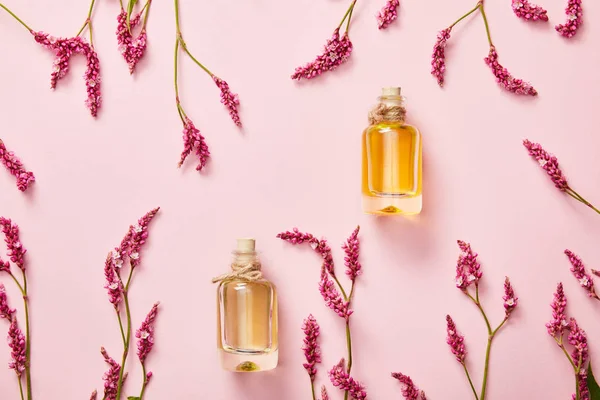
[1,0,600,398]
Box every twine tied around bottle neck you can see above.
[211,259,263,283]
[368,102,406,125]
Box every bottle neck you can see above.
[368,95,406,125]
[232,250,259,267]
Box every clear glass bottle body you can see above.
[217,250,278,372]
[362,97,422,215]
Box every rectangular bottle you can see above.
[362,87,423,215]
[217,239,278,372]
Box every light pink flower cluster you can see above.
[213,76,241,127]
[522,140,569,192]
[319,270,352,320]
[342,226,361,281]
[391,373,427,400]
[33,31,102,116]
[555,0,583,38]
[565,250,597,298]
[0,217,27,271]
[7,319,26,375]
[445,315,466,363]
[329,359,367,400]
[512,0,548,22]
[104,253,123,308]
[302,314,321,381]
[0,284,15,320]
[484,46,537,96]
[178,117,210,172]
[431,28,451,87]
[292,29,353,80]
[101,347,121,400]
[547,283,568,337]
[0,139,35,192]
[136,302,159,363]
[116,11,147,73]
[377,0,400,29]
[455,240,482,289]
[503,277,518,316]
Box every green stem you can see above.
[480,335,493,400]
[9,272,25,295]
[139,363,148,400]
[343,320,353,400]
[557,340,577,370]
[18,376,25,400]
[174,0,213,77]
[449,2,480,28]
[115,268,134,400]
[310,379,316,400]
[345,1,355,33]
[22,273,31,400]
[478,3,493,46]
[117,310,127,345]
[0,3,33,32]
[338,0,357,30]
[76,0,97,45]
[462,363,480,400]
[141,0,152,30]
[567,189,600,215]
[333,276,349,301]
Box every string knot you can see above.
[212,260,263,283]
[368,102,406,125]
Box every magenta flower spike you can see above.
[321,386,329,400]
[431,28,452,87]
[104,253,123,308]
[555,0,582,38]
[446,315,466,363]
[213,76,242,127]
[319,270,352,320]
[0,283,15,320]
[89,389,98,400]
[136,302,160,363]
[101,347,121,400]
[568,318,588,366]
[302,314,321,381]
[565,250,597,298]
[522,140,569,191]
[456,240,482,288]
[503,277,518,316]
[7,319,26,375]
[292,28,353,81]
[546,283,568,338]
[0,139,35,192]
[126,207,160,268]
[342,226,362,281]
[484,46,537,96]
[329,359,368,399]
[277,228,336,276]
[511,0,548,22]
[377,0,400,29]
[391,372,427,400]
[0,217,27,272]
[116,11,148,74]
[178,117,210,172]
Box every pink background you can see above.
[1,0,600,398]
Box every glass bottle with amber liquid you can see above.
[362,87,423,215]
[215,238,278,372]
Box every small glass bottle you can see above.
[362,87,423,215]
[217,238,278,372]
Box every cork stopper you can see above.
[381,87,401,96]
[236,238,256,253]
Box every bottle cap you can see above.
[382,87,401,96]
[236,238,256,252]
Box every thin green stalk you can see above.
[117,311,127,345]
[338,0,357,30]
[462,363,480,400]
[22,273,31,400]
[345,1,355,33]
[139,363,148,399]
[0,3,33,31]
[478,3,493,46]
[8,272,25,295]
[76,0,97,37]
[310,379,316,400]
[345,321,353,372]
[567,189,600,215]
[174,0,213,77]
[480,335,493,400]
[333,276,349,301]
[18,377,25,400]
[141,0,152,30]
[449,2,480,28]
[115,268,134,400]
[474,301,492,334]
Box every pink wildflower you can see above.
[136,302,159,363]
[85,48,101,117]
[104,253,123,307]
[523,140,569,191]
[377,0,400,29]
[319,270,352,320]
[446,315,466,363]
[503,277,518,316]
[277,228,335,277]
[125,207,160,268]
[328,359,367,399]
[178,117,210,172]
[213,76,241,127]
[146,371,153,382]
[565,250,597,298]
[576,369,590,400]
[89,390,97,400]
[0,283,15,321]
[291,29,353,80]
[342,226,361,281]
[0,139,35,192]
[0,218,26,271]
[7,319,26,375]
[568,318,588,365]
[456,240,482,287]
[484,46,537,96]
[116,11,147,73]
[321,386,329,400]
[512,0,548,22]
[101,347,121,400]
[302,314,321,381]
[546,283,568,338]
[431,28,451,87]
[555,0,582,38]
[391,372,427,400]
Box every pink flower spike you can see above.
[277,228,335,277]
[503,277,518,317]
[0,139,35,192]
[85,48,102,117]
[431,28,452,87]
[126,207,160,268]
[0,218,27,271]
[319,270,352,320]
[523,140,569,192]
[546,283,568,338]
[328,359,368,399]
[178,117,210,172]
[568,318,588,366]
[446,315,466,364]
[321,386,329,400]
[342,226,361,281]
[213,76,242,127]
[391,372,427,400]
[512,0,548,22]
[565,250,597,298]
[576,369,590,400]
[0,283,15,321]
[104,253,123,308]
[89,390,97,400]
[377,0,400,29]
[136,302,159,363]
[116,11,147,73]
[101,347,121,400]
[484,46,537,96]
[302,314,321,381]
[456,240,482,288]
[7,319,26,375]
[291,29,353,81]
[555,0,582,38]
